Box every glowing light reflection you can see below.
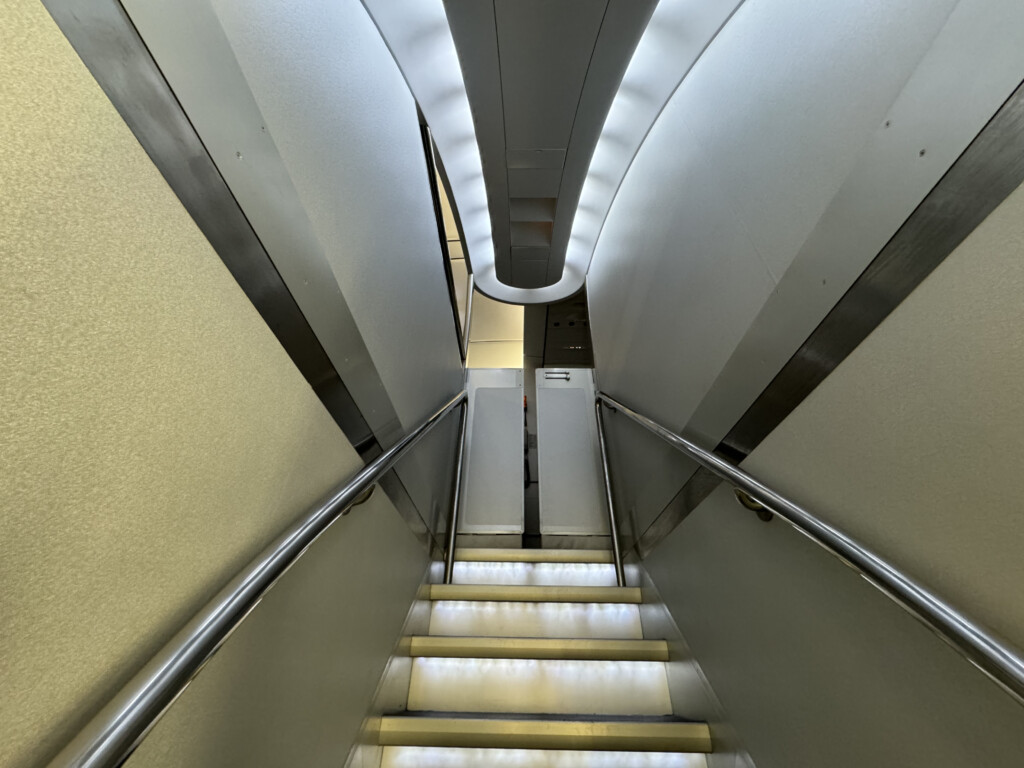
[362,0,743,303]
[383,747,707,768]
[428,601,643,639]
[451,561,618,587]
[565,0,746,294]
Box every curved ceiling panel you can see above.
[565,0,746,287]
[364,0,751,303]
[360,0,499,297]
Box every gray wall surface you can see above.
[127,491,429,768]
[588,0,1024,538]
[643,179,1024,766]
[123,0,464,537]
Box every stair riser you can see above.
[452,562,618,587]
[409,636,669,661]
[429,585,642,603]
[382,746,708,767]
[428,601,644,640]
[408,658,672,716]
[455,548,615,564]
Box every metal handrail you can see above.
[596,391,1024,708]
[443,399,469,583]
[48,390,468,768]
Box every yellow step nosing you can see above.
[409,636,669,661]
[455,548,615,564]
[378,716,712,753]
[428,584,642,604]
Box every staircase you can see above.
[377,548,712,767]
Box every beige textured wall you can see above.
[0,3,378,766]
[743,178,1024,647]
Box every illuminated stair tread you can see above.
[381,746,707,767]
[451,561,618,586]
[408,657,672,715]
[409,636,669,661]
[427,601,644,639]
[428,584,642,603]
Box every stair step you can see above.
[408,657,671,715]
[378,716,713,752]
[409,636,669,661]
[456,548,615,564]
[452,561,618,587]
[428,601,643,639]
[382,746,708,767]
[429,584,641,603]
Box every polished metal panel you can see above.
[40,0,378,456]
[598,392,1024,708]
[442,400,469,584]
[595,401,626,587]
[45,391,466,768]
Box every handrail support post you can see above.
[595,399,626,587]
[443,399,469,584]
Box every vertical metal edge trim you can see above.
[419,120,468,360]
[634,77,1024,555]
[40,0,380,457]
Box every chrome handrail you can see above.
[48,390,468,768]
[596,391,1024,708]
[442,398,469,583]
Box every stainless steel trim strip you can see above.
[47,391,467,768]
[595,400,626,586]
[597,391,1024,708]
[443,400,469,583]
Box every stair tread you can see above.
[456,548,615,564]
[379,715,712,752]
[429,584,642,603]
[409,636,669,661]
[451,561,618,587]
[382,746,708,768]
[408,657,672,716]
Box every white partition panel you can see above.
[460,369,524,534]
[536,369,609,536]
